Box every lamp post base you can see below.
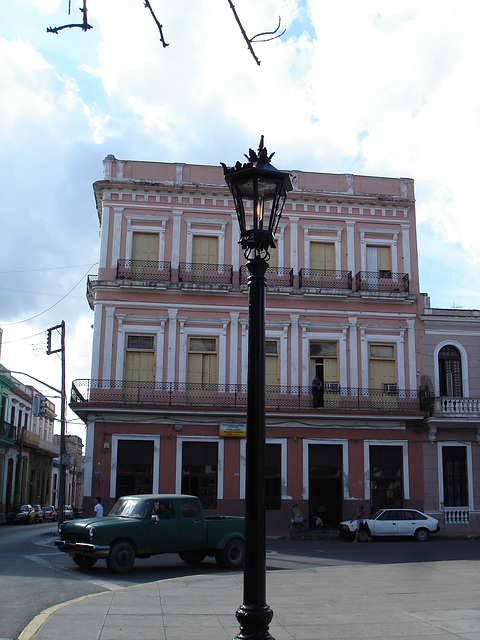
[234,603,275,640]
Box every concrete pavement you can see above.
[19,559,480,640]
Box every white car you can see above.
[339,508,440,542]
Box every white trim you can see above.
[175,435,224,500]
[364,439,409,501]
[110,434,160,499]
[83,418,96,497]
[99,206,110,269]
[301,332,347,387]
[115,319,166,383]
[303,226,343,271]
[360,333,405,389]
[178,325,227,385]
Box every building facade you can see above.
[421,306,480,535]
[0,365,59,522]
[71,155,434,532]
[52,434,84,514]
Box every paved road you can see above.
[1,522,479,640]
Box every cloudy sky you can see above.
[1,0,479,440]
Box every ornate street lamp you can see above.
[222,137,293,640]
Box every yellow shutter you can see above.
[192,236,218,264]
[324,358,338,382]
[310,242,335,270]
[124,351,155,402]
[132,233,159,261]
[377,246,391,272]
[266,355,279,387]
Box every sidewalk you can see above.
[20,560,480,640]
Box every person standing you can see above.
[94,496,104,517]
[353,504,371,542]
[311,376,322,408]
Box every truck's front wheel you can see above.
[215,538,244,569]
[107,541,135,573]
[73,554,98,569]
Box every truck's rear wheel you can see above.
[178,551,206,564]
[107,541,135,573]
[215,538,244,569]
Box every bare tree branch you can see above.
[47,0,92,34]
[143,0,169,48]
[226,0,285,65]
[46,0,285,66]
[251,16,286,43]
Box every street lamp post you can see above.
[222,137,293,640]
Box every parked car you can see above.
[7,504,36,525]
[63,505,74,520]
[42,505,58,521]
[56,493,245,573]
[339,508,440,542]
[32,505,44,523]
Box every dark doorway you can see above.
[181,441,218,509]
[308,444,343,526]
[369,445,403,512]
[116,439,154,499]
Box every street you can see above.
[1,521,479,640]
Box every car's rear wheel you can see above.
[178,551,206,564]
[215,538,244,569]
[107,541,135,573]
[73,555,98,569]
[414,527,429,542]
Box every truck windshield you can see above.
[110,499,150,518]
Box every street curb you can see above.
[17,591,110,640]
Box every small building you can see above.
[421,305,480,535]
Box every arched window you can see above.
[438,346,463,397]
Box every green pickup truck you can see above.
[55,494,245,573]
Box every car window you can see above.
[376,510,395,520]
[181,501,199,518]
[405,510,426,520]
[110,498,150,518]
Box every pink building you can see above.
[72,155,427,532]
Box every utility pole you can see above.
[47,322,67,525]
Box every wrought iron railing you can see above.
[355,271,409,293]
[0,419,16,441]
[239,266,294,287]
[178,262,233,285]
[71,380,423,413]
[117,260,171,282]
[299,269,352,290]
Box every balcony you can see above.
[71,380,423,414]
[117,260,172,283]
[240,266,294,288]
[178,262,233,286]
[434,397,480,418]
[355,271,409,293]
[0,419,16,441]
[299,269,352,291]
